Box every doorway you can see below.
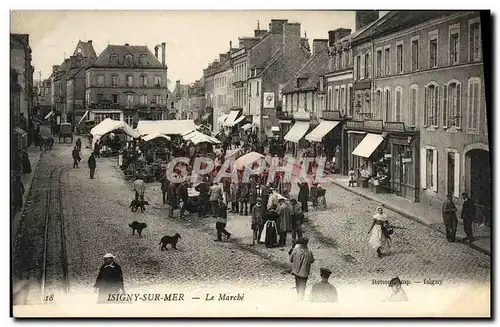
[468,149,491,226]
[447,152,455,196]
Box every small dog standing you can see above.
[129,221,147,237]
[129,199,150,213]
[159,233,181,251]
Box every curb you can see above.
[329,179,491,256]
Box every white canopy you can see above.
[90,118,141,148]
[305,120,340,142]
[136,120,196,136]
[77,110,90,125]
[241,123,252,131]
[44,111,54,120]
[142,132,171,142]
[284,121,310,143]
[182,130,221,145]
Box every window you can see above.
[110,54,118,65]
[376,89,382,119]
[139,55,148,67]
[364,53,370,79]
[376,49,382,77]
[86,72,91,87]
[394,87,402,122]
[384,47,390,75]
[125,115,133,126]
[125,54,133,67]
[469,19,481,61]
[447,151,460,197]
[396,43,403,73]
[429,30,438,68]
[112,94,118,104]
[126,75,133,87]
[424,83,439,127]
[97,75,104,86]
[467,77,481,132]
[327,87,332,111]
[97,93,104,102]
[154,76,161,87]
[347,84,353,116]
[256,81,260,95]
[409,85,418,127]
[153,95,161,104]
[112,75,118,87]
[140,76,147,87]
[449,24,460,65]
[384,88,391,121]
[356,56,361,80]
[249,83,252,97]
[334,87,339,111]
[127,94,134,108]
[411,37,419,71]
[85,90,90,105]
[424,148,437,191]
[443,81,462,128]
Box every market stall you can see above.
[136,120,196,136]
[91,118,140,149]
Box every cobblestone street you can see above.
[12,137,491,311]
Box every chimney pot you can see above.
[229,40,232,48]
[88,40,92,44]
[161,42,166,66]
[125,43,129,46]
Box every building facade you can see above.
[348,11,490,224]
[85,43,168,125]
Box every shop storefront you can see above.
[346,120,420,202]
[284,111,311,156]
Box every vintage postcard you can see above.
[10,9,491,318]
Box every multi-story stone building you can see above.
[11,33,35,146]
[348,11,490,224]
[36,79,52,117]
[244,20,311,138]
[173,80,190,120]
[187,79,206,123]
[281,39,329,153]
[85,42,168,125]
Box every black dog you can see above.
[129,199,150,213]
[159,233,181,251]
[129,221,147,237]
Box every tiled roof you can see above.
[91,44,164,68]
[282,49,329,93]
[74,40,97,58]
[255,46,285,78]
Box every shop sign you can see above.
[364,119,383,130]
[402,157,412,164]
[384,122,406,132]
[322,110,341,121]
[384,154,392,158]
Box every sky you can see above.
[10,10,357,88]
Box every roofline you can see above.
[281,50,327,93]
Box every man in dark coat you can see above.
[72,146,81,168]
[88,153,96,179]
[442,194,458,242]
[76,138,82,152]
[178,182,189,218]
[94,253,125,304]
[297,181,309,213]
[167,182,177,217]
[309,268,338,303]
[461,192,476,243]
[159,171,170,205]
[195,177,210,217]
[214,197,231,242]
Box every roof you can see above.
[91,44,164,68]
[255,46,285,78]
[282,48,329,93]
[73,40,97,58]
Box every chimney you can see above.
[161,42,166,66]
[283,22,301,51]
[328,30,336,46]
[355,11,379,31]
[154,45,159,59]
[88,40,92,45]
[229,41,232,49]
[270,19,288,34]
[312,39,329,55]
[125,43,129,46]
[328,28,352,46]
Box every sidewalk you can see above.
[11,146,43,246]
[324,174,491,255]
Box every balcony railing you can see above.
[346,119,410,133]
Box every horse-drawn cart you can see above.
[58,123,73,143]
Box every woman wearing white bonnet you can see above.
[367,206,391,258]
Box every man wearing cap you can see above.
[251,197,264,246]
[290,237,315,301]
[310,268,338,303]
[290,198,304,242]
[94,253,125,303]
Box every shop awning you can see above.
[305,120,340,142]
[271,126,280,132]
[284,121,310,143]
[182,130,221,145]
[136,120,196,136]
[235,151,265,171]
[232,115,246,126]
[351,133,384,158]
[44,111,54,120]
[279,120,292,124]
[142,132,171,142]
[77,110,90,125]
[13,127,27,136]
[242,123,252,131]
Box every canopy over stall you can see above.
[235,151,265,171]
[224,110,246,127]
[91,118,141,148]
[241,123,252,131]
[136,120,196,136]
[305,120,340,142]
[182,130,221,145]
[225,148,244,159]
[284,121,310,143]
[351,133,385,158]
[142,132,171,142]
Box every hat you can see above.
[389,277,401,287]
[320,268,332,276]
[103,253,116,259]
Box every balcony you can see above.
[346,119,415,134]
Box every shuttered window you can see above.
[395,88,402,122]
[410,86,418,127]
[467,78,481,132]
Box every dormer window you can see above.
[139,54,148,67]
[110,54,118,66]
[125,54,133,67]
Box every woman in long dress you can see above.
[260,204,279,248]
[367,207,390,258]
